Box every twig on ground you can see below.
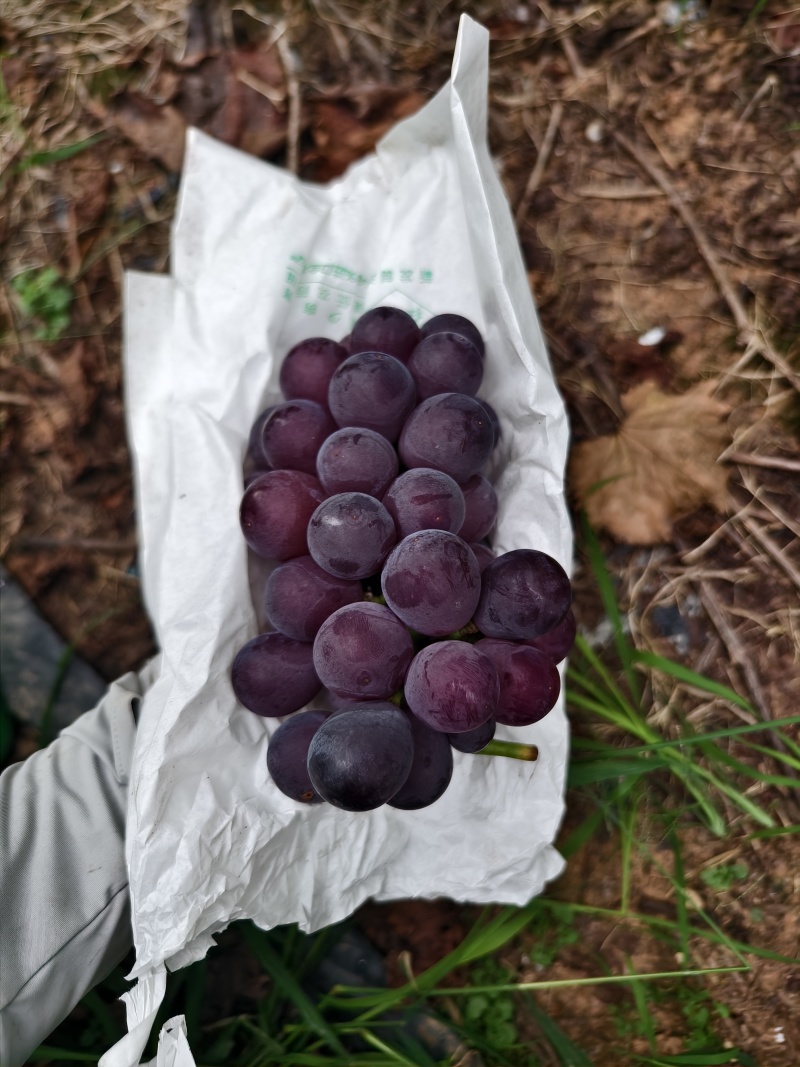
[726,451,800,474]
[613,130,800,393]
[574,183,664,200]
[10,536,138,552]
[560,35,587,80]
[738,515,800,590]
[275,28,301,175]
[696,582,772,724]
[732,74,777,139]
[739,471,800,541]
[516,102,564,226]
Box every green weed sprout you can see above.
[11,266,73,341]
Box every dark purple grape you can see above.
[267,710,328,803]
[457,474,498,542]
[470,542,495,574]
[388,710,453,810]
[261,400,337,476]
[316,427,399,497]
[232,633,321,717]
[475,639,560,726]
[383,469,466,539]
[421,313,484,357]
[328,351,416,443]
[523,609,577,664]
[475,398,500,447]
[307,492,396,579]
[407,332,483,400]
[247,405,277,469]
[264,556,362,641]
[279,337,348,408]
[404,641,499,733]
[399,393,493,483]
[381,530,481,637]
[313,602,414,699]
[240,470,325,561]
[349,307,421,363]
[307,703,414,811]
[448,717,496,753]
[474,549,572,640]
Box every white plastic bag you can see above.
[107,16,572,1066]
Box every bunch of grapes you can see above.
[233,307,575,813]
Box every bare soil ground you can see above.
[1,0,798,1062]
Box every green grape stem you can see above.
[478,740,539,762]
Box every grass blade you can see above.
[240,922,347,1055]
[631,651,755,714]
[17,133,106,171]
[525,993,594,1066]
[581,513,641,703]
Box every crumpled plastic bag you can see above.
[104,15,572,1066]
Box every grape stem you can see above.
[478,740,539,762]
[447,621,480,640]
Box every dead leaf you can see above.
[102,91,187,172]
[62,150,109,229]
[202,48,286,158]
[307,93,425,181]
[58,341,98,428]
[569,380,731,544]
[181,0,226,68]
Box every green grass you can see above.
[10,266,73,342]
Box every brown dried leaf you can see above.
[175,45,286,159]
[569,380,731,545]
[307,93,425,181]
[103,92,187,172]
[58,342,98,428]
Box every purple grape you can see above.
[328,351,416,442]
[457,474,498,542]
[404,641,499,733]
[246,405,276,469]
[261,400,337,476]
[307,702,414,811]
[474,549,572,640]
[448,717,496,753]
[388,710,453,810]
[407,332,483,400]
[470,542,495,574]
[232,632,321,717]
[264,555,362,641]
[313,602,414,699]
[420,313,484,357]
[279,337,348,408]
[523,609,577,664]
[240,470,325,561]
[381,530,481,637]
[267,710,328,803]
[475,398,500,447]
[307,492,396,579]
[399,393,493,482]
[383,469,466,539]
[475,639,561,726]
[316,427,399,497]
[349,307,421,363]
